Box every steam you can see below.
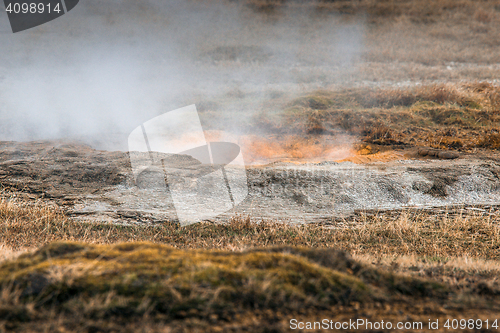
[0,0,365,151]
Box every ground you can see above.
[2,83,500,330]
[2,0,500,332]
[2,200,500,332]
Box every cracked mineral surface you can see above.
[1,140,500,224]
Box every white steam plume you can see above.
[0,0,365,150]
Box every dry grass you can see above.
[2,199,500,331]
[2,197,500,260]
[478,133,500,149]
[0,245,25,264]
[1,199,500,331]
[246,0,500,19]
[208,0,500,86]
[3,0,500,330]
[254,82,500,150]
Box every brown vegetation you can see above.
[246,0,500,19]
[3,1,500,330]
[3,197,500,260]
[250,82,500,156]
[1,198,500,331]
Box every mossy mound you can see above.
[0,242,451,325]
[0,243,373,320]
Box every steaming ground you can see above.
[0,0,366,149]
[3,4,500,331]
[1,0,500,150]
[2,0,500,223]
[0,140,499,224]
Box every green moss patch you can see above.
[0,243,371,320]
[0,242,452,324]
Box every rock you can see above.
[418,148,430,156]
[412,181,433,192]
[438,151,459,159]
[418,148,459,159]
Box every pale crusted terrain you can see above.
[1,140,500,225]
